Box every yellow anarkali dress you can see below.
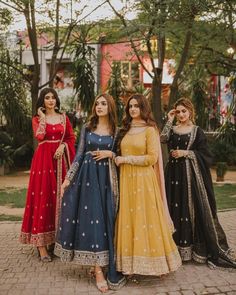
[116,126,182,275]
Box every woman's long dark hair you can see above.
[35,88,61,116]
[117,93,156,153]
[87,93,117,135]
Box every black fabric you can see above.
[165,126,236,268]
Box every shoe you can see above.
[89,267,95,278]
[95,269,108,293]
[37,247,52,262]
[40,255,52,262]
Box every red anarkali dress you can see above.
[19,114,75,247]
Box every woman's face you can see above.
[95,96,108,117]
[129,98,141,120]
[175,105,191,123]
[44,92,57,110]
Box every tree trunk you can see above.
[152,72,162,128]
[168,30,192,108]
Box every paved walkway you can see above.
[0,210,236,295]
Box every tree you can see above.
[105,0,236,126]
[107,61,125,125]
[0,0,85,116]
[0,47,31,139]
[72,25,96,114]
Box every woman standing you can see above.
[54,94,126,292]
[115,94,181,276]
[20,87,75,261]
[160,97,236,268]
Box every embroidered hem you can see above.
[179,246,192,261]
[19,231,55,247]
[107,276,127,291]
[54,242,109,266]
[116,251,181,275]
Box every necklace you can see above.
[131,122,147,127]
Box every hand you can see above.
[61,178,70,197]
[37,107,46,119]
[167,109,176,122]
[54,144,65,159]
[115,156,125,166]
[92,150,112,161]
[171,149,187,159]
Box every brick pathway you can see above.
[0,211,236,295]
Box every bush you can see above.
[209,140,236,165]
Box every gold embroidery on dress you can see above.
[116,251,181,276]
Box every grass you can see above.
[0,184,235,221]
[0,188,27,208]
[214,184,236,210]
[0,214,22,221]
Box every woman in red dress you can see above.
[19,88,75,261]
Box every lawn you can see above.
[214,184,236,210]
[0,185,236,221]
[0,188,27,208]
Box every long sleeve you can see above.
[32,116,46,141]
[160,120,173,143]
[65,124,87,181]
[123,127,158,166]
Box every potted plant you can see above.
[216,162,228,182]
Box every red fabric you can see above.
[20,115,75,247]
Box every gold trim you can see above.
[116,251,181,276]
[54,242,109,266]
[19,231,55,247]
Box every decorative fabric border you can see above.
[54,242,109,266]
[116,251,181,276]
[19,231,55,247]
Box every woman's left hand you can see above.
[92,150,112,161]
[171,149,187,159]
[114,156,125,166]
[54,144,65,159]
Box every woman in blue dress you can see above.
[54,94,126,292]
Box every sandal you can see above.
[89,267,95,278]
[95,270,108,293]
[37,247,52,263]
[40,255,52,262]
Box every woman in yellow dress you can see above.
[115,94,182,276]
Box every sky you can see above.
[3,0,135,31]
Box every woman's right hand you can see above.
[61,178,70,197]
[37,107,46,119]
[167,109,176,122]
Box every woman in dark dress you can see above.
[54,94,126,292]
[160,98,236,268]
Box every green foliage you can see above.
[0,49,31,139]
[107,62,125,125]
[0,144,14,166]
[216,162,228,178]
[0,8,12,29]
[72,26,96,113]
[190,68,209,129]
[0,132,13,166]
[209,139,236,165]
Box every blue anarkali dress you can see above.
[54,124,125,289]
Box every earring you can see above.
[55,106,59,110]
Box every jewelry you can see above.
[130,122,147,127]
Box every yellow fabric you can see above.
[116,127,182,275]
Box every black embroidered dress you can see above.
[160,121,236,268]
